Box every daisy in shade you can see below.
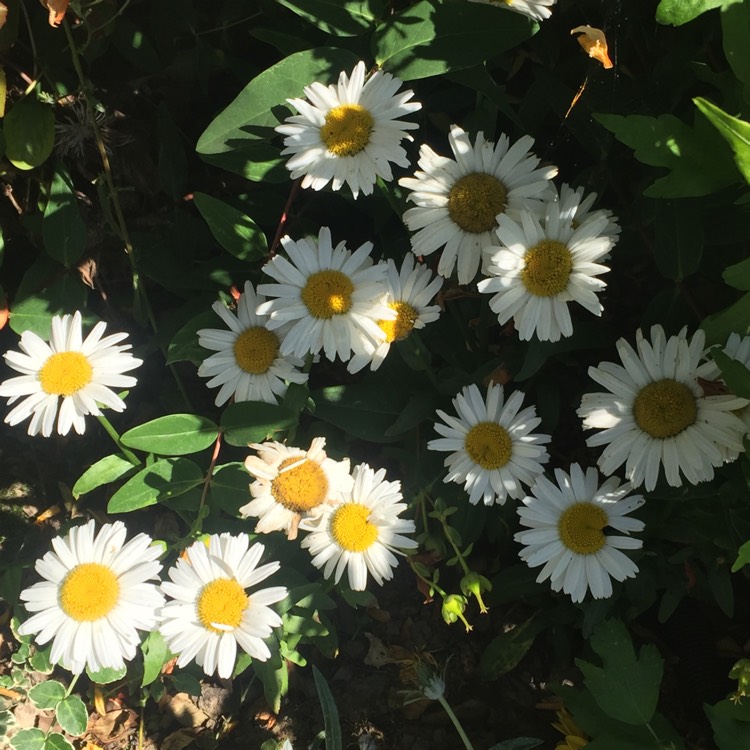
[159,534,287,680]
[515,464,644,603]
[697,332,750,444]
[0,311,141,437]
[468,0,557,22]
[399,125,557,284]
[241,437,353,540]
[428,382,550,506]
[275,60,421,198]
[257,227,393,363]
[197,281,308,407]
[477,193,613,342]
[347,254,443,373]
[299,463,417,591]
[17,520,164,675]
[578,325,748,491]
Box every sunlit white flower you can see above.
[578,325,748,491]
[241,437,354,540]
[399,125,557,284]
[257,227,393,362]
[275,61,421,198]
[515,464,644,603]
[468,0,557,22]
[159,534,287,680]
[197,281,308,407]
[697,333,750,447]
[477,195,613,342]
[347,254,443,373]
[299,463,417,591]
[0,311,141,437]
[17,520,164,674]
[428,382,550,506]
[559,182,620,244]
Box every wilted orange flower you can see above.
[39,0,69,27]
[571,25,613,69]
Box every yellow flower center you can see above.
[197,578,248,633]
[558,502,608,555]
[320,103,374,157]
[447,172,508,234]
[232,326,280,374]
[301,270,354,319]
[330,503,379,552]
[378,301,418,343]
[632,378,697,439]
[59,563,120,621]
[464,421,513,469]
[38,352,93,396]
[271,457,329,513]
[521,239,573,297]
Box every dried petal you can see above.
[571,25,613,69]
[39,0,69,27]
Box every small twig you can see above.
[269,178,301,256]
[196,431,224,524]
[2,183,24,214]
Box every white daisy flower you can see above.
[197,281,308,407]
[275,60,421,198]
[0,311,141,437]
[427,382,551,506]
[241,437,354,540]
[399,125,557,284]
[17,520,164,675]
[515,464,644,603]
[257,227,393,363]
[559,182,620,244]
[159,534,287,680]
[477,195,613,342]
[347,254,443,373]
[468,0,557,22]
[578,325,749,491]
[299,463,418,591]
[697,333,750,446]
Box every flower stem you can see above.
[97,414,141,466]
[437,693,475,750]
[64,673,79,699]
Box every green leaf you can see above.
[707,563,734,617]
[42,165,86,267]
[702,292,750,345]
[652,200,704,280]
[200,144,288,184]
[141,630,170,688]
[221,401,296,447]
[210,462,251,516]
[9,275,88,338]
[252,649,288,713]
[169,671,202,696]
[656,0,726,25]
[107,458,204,513]
[594,112,738,197]
[372,0,535,81]
[166,309,216,365]
[86,664,127,684]
[713,349,750,398]
[43,733,74,750]
[477,616,540,681]
[55,695,88,736]
[694,97,750,185]
[722,1,750,93]
[706,698,750,749]
[4,96,54,170]
[312,666,342,750]
[576,619,663,725]
[275,0,383,36]
[732,539,750,572]
[121,414,219,456]
[487,741,543,750]
[28,680,65,709]
[723,256,750,290]
[193,193,268,261]
[28,645,53,674]
[10,728,46,750]
[196,47,358,156]
[72,455,138,499]
[157,103,187,199]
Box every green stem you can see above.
[407,557,447,599]
[437,694,475,750]
[64,673,80,699]
[97,414,141,465]
[438,514,471,576]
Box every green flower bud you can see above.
[441,594,472,632]
[460,571,492,614]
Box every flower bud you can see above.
[441,594,472,632]
[460,571,492,614]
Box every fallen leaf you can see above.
[163,692,209,728]
[38,0,69,27]
[0,4,7,31]
[161,728,198,750]
[571,25,613,69]
[88,708,137,743]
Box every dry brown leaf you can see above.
[161,728,199,750]
[571,25,613,69]
[88,708,137,743]
[38,0,69,27]
[163,693,209,728]
[0,4,7,31]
